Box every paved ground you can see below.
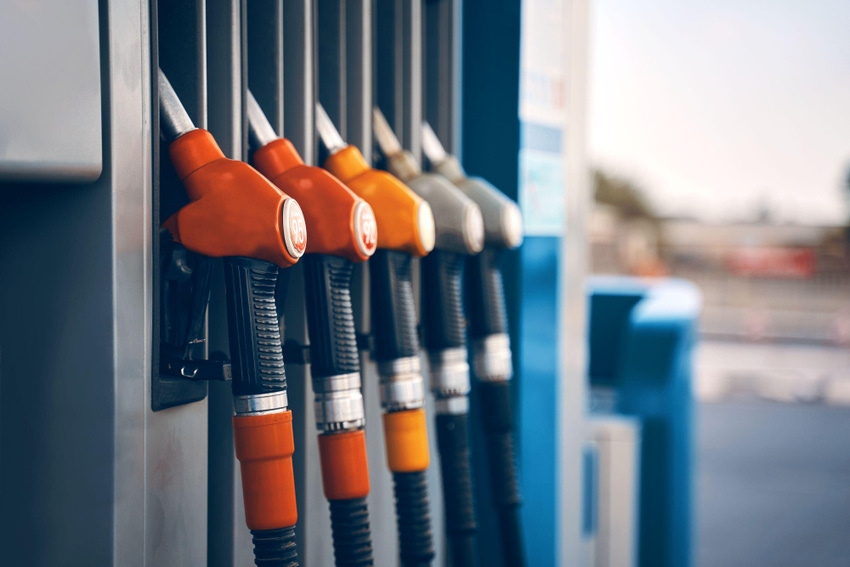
[698,400,850,567]
[696,340,850,405]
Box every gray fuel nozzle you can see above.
[421,122,523,250]
[372,108,484,255]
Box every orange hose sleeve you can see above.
[317,429,371,501]
[233,411,298,531]
[324,147,430,257]
[163,129,304,267]
[382,408,431,473]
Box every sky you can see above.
[588,0,850,225]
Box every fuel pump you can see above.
[159,70,303,567]
[246,92,377,567]
[422,123,527,567]
[315,103,437,567]
[372,107,485,567]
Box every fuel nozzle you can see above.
[420,121,521,383]
[249,91,376,264]
[247,92,375,566]
[317,104,437,566]
[373,108,483,256]
[421,122,523,250]
[316,103,435,258]
[421,122,527,566]
[159,72,306,268]
[159,69,301,566]
[372,107,481,567]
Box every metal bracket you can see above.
[161,354,232,381]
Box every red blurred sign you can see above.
[725,247,815,278]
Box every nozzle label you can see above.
[354,202,378,257]
[282,199,308,258]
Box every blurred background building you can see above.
[590,1,850,565]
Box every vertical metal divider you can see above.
[151,0,212,564]
[279,2,330,565]
[423,0,461,155]
[345,3,393,566]
[374,2,447,566]
[459,1,526,564]
[204,1,254,565]
[375,0,423,157]
[317,2,402,565]
[424,1,517,565]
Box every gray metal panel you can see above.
[0,0,102,182]
[588,416,641,567]
[374,0,423,160]
[317,0,347,135]
[110,0,154,562]
[372,3,447,566]
[149,0,212,564]
[247,0,285,135]
[0,184,116,566]
[345,0,374,161]
[424,0,462,156]
[1,1,209,565]
[561,1,592,564]
[280,4,333,563]
[285,267,335,567]
[205,2,254,566]
[283,0,316,165]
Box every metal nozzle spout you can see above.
[421,122,465,183]
[372,107,422,181]
[158,68,196,143]
[247,90,279,149]
[315,103,348,155]
[372,107,404,158]
[420,122,449,166]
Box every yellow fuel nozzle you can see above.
[315,103,435,257]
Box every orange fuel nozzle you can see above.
[158,72,306,269]
[247,93,376,263]
[314,104,435,258]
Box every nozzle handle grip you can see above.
[328,497,374,567]
[224,257,287,397]
[392,471,435,567]
[478,381,525,566]
[303,254,360,378]
[465,248,509,339]
[435,412,478,567]
[421,251,467,351]
[370,250,421,362]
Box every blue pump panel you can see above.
[518,235,561,567]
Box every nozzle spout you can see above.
[421,122,449,166]
[315,103,348,155]
[247,90,279,149]
[158,69,196,143]
[372,107,404,159]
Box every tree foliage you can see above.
[593,169,656,219]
